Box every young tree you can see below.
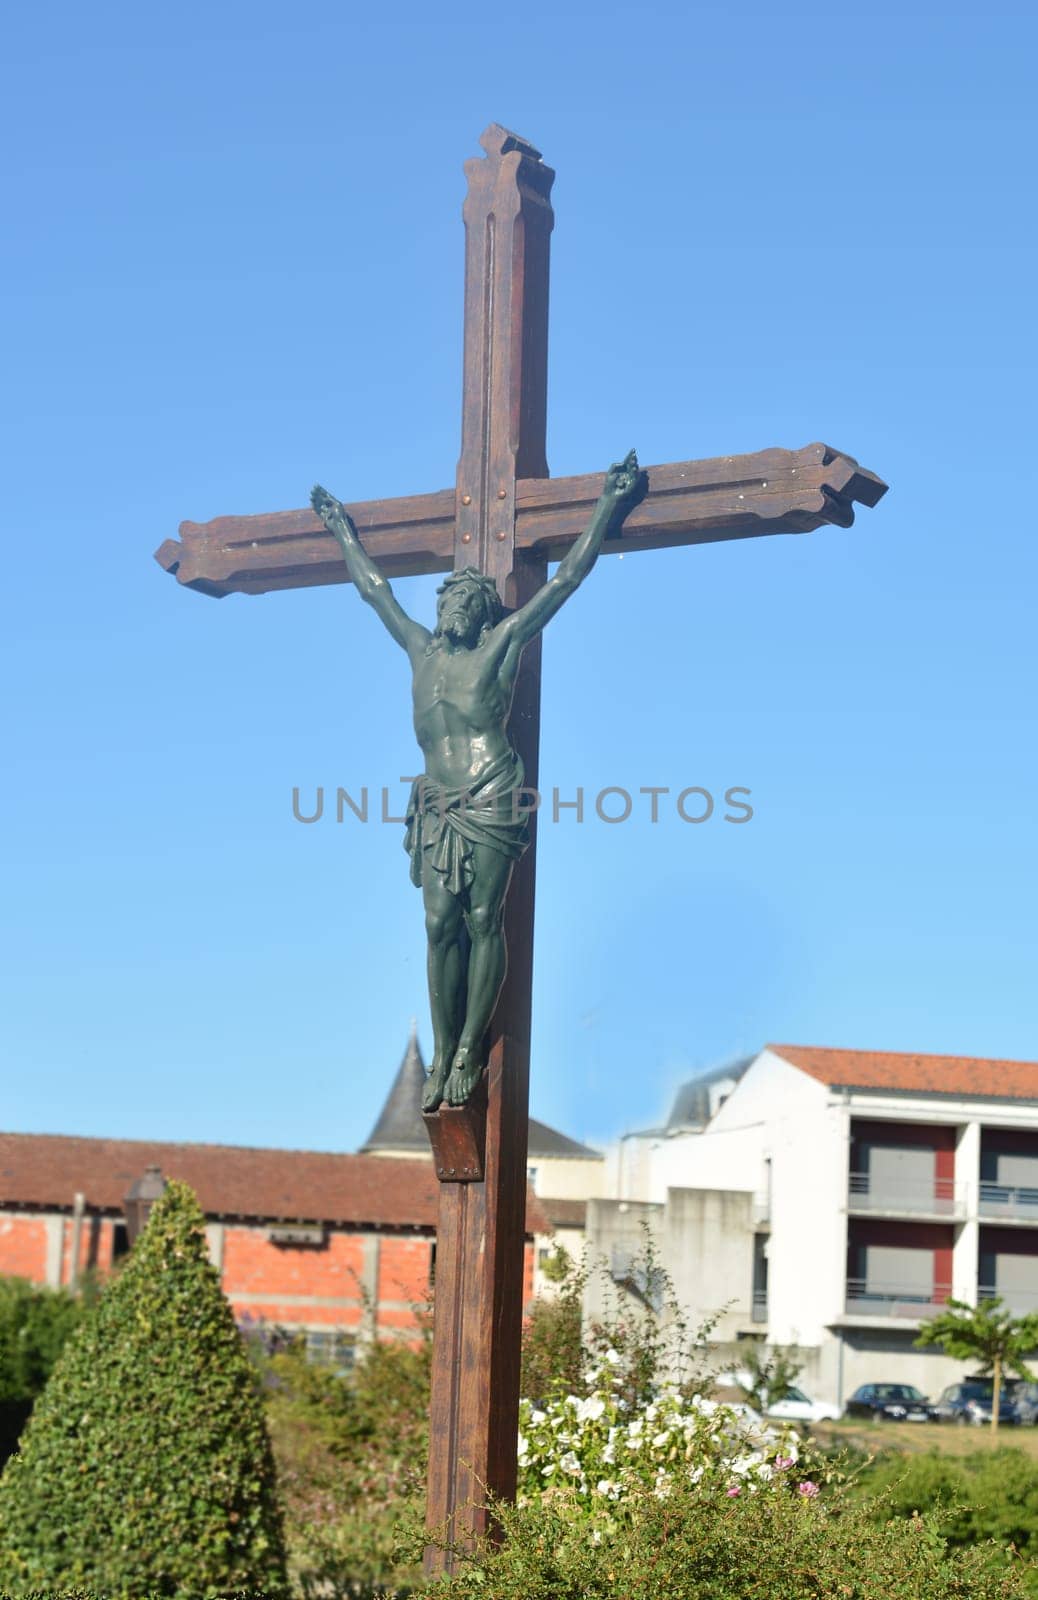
[736,1340,805,1412]
[0,1180,288,1598]
[916,1295,1038,1433]
[520,1246,586,1403]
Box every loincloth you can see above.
[403,749,530,897]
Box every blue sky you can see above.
[2,0,1035,1155]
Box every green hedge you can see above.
[0,1181,288,1600]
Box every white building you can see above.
[591,1044,1038,1408]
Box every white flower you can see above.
[603,1347,621,1366]
[575,1395,606,1423]
[596,1478,621,1500]
[559,1450,582,1476]
[652,1431,670,1450]
[530,1408,546,1425]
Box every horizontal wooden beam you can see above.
[153,442,886,598]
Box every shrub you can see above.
[0,1180,288,1600]
[853,1447,1038,1586]
[0,1276,85,1405]
[433,1475,1037,1599]
[262,1326,430,1598]
[0,1277,86,1468]
[520,1247,585,1403]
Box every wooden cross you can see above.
[156,124,886,1574]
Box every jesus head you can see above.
[433,567,504,647]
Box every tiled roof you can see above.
[0,1131,549,1235]
[528,1121,602,1160]
[769,1044,1038,1102]
[540,1197,588,1228]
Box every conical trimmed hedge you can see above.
[0,1179,288,1599]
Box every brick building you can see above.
[0,1030,609,1356]
[0,1128,547,1360]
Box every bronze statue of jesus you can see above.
[311,452,647,1109]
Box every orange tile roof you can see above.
[540,1197,588,1229]
[768,1044,1038,1101]
[0,1131,549,1235]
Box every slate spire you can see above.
[360,1023,428,1152]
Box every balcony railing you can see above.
[845,1278,951,1319]
[848,1172,965,1218]
[979,1183,1038,1221]
[979,1283,1038,1313]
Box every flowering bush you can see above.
[517,1348,823,1523]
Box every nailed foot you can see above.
[444,1047,482,1107]
[421,1061,449,1112]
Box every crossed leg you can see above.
[421,872,468,1111]
[443,842,515,1106]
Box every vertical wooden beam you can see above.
[424,125,554,1574]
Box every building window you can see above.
[429,1241,437,1288]
[752,1232,769,1322]
[304,1330,355,1373]
[527,1165,539,1186]
[111,1222,130,1263]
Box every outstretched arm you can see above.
[496,451,648,655]
[311,486,430,659]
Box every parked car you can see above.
[843,1383,935,1422]
[715,1371,840,1424]
[932,1380,1019,1425]
[764,1385,841,1424]
[1007,1380,1038,1424]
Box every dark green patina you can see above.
[310,452,646,1109]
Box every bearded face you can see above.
[436,582,486,646]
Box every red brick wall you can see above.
[0,1210,538,1342]
[0,1214,48,1281]
[376,1236,433,1332]
[223,1225,370,1331]
[224,1227,367,1297]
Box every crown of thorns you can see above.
[435,567,505,630]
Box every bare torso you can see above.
[411,636,518,790]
